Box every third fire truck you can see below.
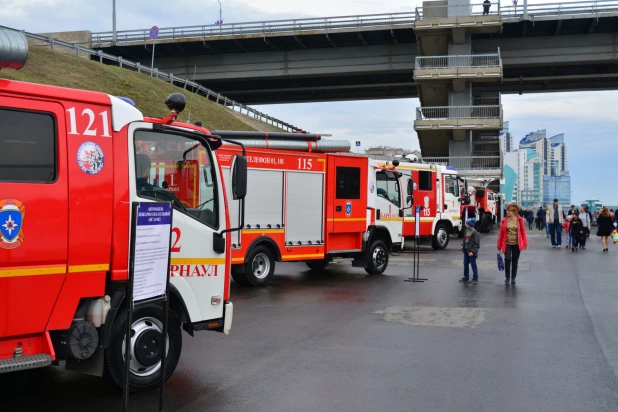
[375,160,463,250]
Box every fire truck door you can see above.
[443,174,460,217]
[401,172,414,218]
[331,157,367,234]
[375,170,403,244]
[0,100,69,339]
[132,127,226,324]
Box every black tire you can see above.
[231,265,251,286]
[432,223,450,250]
[244,245,276,287]
[306,259,329,271]
[364,239,389,275]
[104,303,182,393]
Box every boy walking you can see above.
[460,218,480,283]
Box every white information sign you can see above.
[132,203,172,303]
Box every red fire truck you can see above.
[207,137,412,286]
[0,33,247,391]
[375,160,463,250]
[460,180,499,232]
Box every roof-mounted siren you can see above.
[0,28,29,70]
[163,93,186,123]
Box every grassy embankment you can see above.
[1,46,283,132]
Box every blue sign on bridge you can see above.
[149,26,159,40]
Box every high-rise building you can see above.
[548,133,568,176]
[543,174,571,206]
[519,129,550,175]
[500,126,571,208]
[520,149,544,208]
[500,121,514,153]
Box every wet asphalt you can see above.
[3,230,618,412]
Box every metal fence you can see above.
[500,0,618,18]
[90,1,618,44]
[92,12,416,45]
[415,2,501,19]
[423,156,502,170]
[416,106,502,120]
[415,50,501,70]
[4,26,302,132]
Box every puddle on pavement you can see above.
[373,306,489,328]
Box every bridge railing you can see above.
[415,49,501,69]
[500,0,618,18]
[5,27,303,132]
[422,156,502,171]
[415,2,501,19]
[91,12,416,44]
[416,106,502,120]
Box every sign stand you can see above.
[123,202,173,412]
[149,26,159,77]
[405,206,427,283]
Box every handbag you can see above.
[497,253,505,271]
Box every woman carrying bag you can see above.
[497,204,529,284]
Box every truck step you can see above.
[0,354,52,374]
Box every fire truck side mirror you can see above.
[231,155,248,200]
[407,195,414,206]
[407,180,414,196]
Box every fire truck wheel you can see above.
[231,268,251,286]
[306,259,329,271]
[104,303,182,393]
[245,246,276,286]
[365,239,389,275]
[432,223,450,250]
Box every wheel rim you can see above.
[372,245,387,270]
[437,227,448,247]
[252,252,271,279]
[122,317,169,377]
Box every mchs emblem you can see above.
[77,142,105,175]
[0,199,25,250]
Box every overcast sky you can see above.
[3,0,617,204]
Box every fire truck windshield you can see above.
[134,129,219,229]
[444,175,459,197]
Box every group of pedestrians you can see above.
[461,203,528,284]
[459,199,616,285]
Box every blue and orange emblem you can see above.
[0,199,25,250]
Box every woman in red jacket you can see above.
[497,204,529,284]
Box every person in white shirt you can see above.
[578,206,591,250]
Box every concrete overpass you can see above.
[91,1,618,104]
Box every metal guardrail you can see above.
[4,26,302,132]
[415,2,501,19]
[415,49,501,70]
[423,156,502,170]
[90,0,618,45]
[500,0,618,18]
[92,12,416,44]
[416,105,502,120]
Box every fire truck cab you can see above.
[377,161,461,250]
[0,72,247,390]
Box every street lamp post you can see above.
[218,0,222,24]
[112,0,117,44]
